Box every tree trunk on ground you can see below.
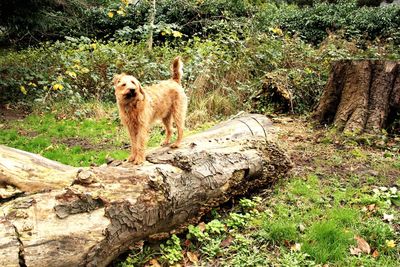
[0,114,292,267]
[313,60,400,133]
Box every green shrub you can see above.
[160,234,183,265]
[2,10,400,116]
[274,1,400,45]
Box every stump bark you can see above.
[313,60,400,133]
[0,114,292,267]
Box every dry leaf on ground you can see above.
[355,235,371,254]
[187,251,199,265]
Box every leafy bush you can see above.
[0,0,97,46]
[274,1,400,44]
[2,31,400,117]
[160,234,183,265]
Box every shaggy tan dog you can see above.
[113,57,187,164]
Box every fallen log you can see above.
[0,114,292,267]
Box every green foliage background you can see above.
[1,0,400,117]
[1,1,399,266]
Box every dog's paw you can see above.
[128,154,144,165]
[133,159,144,165]
[169,143,180,149]
[161,140,170,147]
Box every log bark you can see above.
[0,114,292,267]
[313,60,400,133]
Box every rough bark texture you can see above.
[0,147,77,198]
[0,114,292,267]
[313,60,400,132]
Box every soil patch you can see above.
[276,117,400,185]
[58,137,119,151]
[0,104,30,122]
[18,129,39,137]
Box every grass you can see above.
[0,103,215,166]
[303,220,354,263]
[1,106,399,266]
[0,112,126,166]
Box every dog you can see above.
[113,57,187,165]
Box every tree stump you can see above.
[313,60,400,133]
[0,114,292,267]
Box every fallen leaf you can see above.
[298,223,306,233]
[372,250,379,258]
[148,259,161,267]
[290,243,301,252]
[220,235,234,248]
[361,206,368,212]
[367,204,376,211]
[383,214,394,222]
[389,187,397,194]
[187,251,198,265]
[354,236,371,254]
[350,246,362,256]
[198,222,206,232]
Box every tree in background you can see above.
[0,0,95,46]
[147,0,156,50]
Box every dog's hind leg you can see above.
[170,105,186,149]
[161,114,173,146]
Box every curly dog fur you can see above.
[113,56,187,164]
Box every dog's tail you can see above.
[171,56,183,84]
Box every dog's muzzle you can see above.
[125,88,136,99]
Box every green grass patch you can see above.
[328,207,360,227]
[260,219,299,245]
[303,220,355,263]
[0,110,212,166]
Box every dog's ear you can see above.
[112,73,125,87]
[137,81,146,100]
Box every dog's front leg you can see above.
[133,126,148,164]
[127,127,139,163]
[128,124,148,165]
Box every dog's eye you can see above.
[121,83,126,87]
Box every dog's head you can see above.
[113,73,145,103]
